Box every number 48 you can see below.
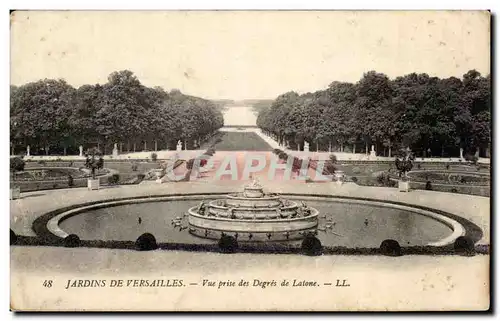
[43,280,53,288]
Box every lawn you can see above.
[211,132,273,151]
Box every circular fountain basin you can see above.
[52,195,464,248]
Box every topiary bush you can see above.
[64,234,80,248]
[454,236,475,255]
[425,181,432,190]
[108,174,120,185]
[376,172,396,187]
[136,233,158,251]
[151,152,158,162]
[351,176,358,183]
[186,159,195,170]
[10,157,25,181]
[464,154,479,165]
[351,166,361,174]
[301,233,323,256]
[136,174,145,183]
[10,229,17,245]
[380,239,402,256]
[131,162,139,172]
[67,174,74,187]
[218,234,238,253]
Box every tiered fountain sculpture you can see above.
[187,178,319,241]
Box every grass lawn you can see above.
[212,132,273,151]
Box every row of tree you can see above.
[256,70,490,157]
[10,70,224,155]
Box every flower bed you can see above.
[407,170,490,186]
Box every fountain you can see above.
[187,178,319,241]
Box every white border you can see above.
[3,0,498,318]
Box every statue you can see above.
[198,201,206,215]
[176,140,182,152]
[395,148,415,179]
[246,176,262,189]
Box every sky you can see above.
[10,10,490,100]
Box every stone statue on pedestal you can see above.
[112,143,118,157]
[176,140,182,152]
[304,141,310,152]
[370,145,376,158]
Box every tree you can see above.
[10,79,75,154]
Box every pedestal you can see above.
[398,180,410,192]
[335,172,345,186]
[87,179,100,190]
[10,187,21,200]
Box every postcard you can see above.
[10,10,490,311]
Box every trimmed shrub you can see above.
[425,181,432,190]
[10,229,17,245]
[10,157,25,172]
[131,162,139,172]
[278,151,288,161]
[64,234,80,248]
[151,152,158,161]
[351,166,361,174]
[136,233,158,251]
[464,154,479,165]
[376,172,396,187]
[351,176,358,183]
[454,236,475,255]
[218,235,238,253]
[380,239,402,256]
[108,174,120,185]
[67,175,74,187]
[186,159,195,170]
[451,188,458,193]
[136,174,145,183]
[301,234,323,256]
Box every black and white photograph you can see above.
[9,10,491,311]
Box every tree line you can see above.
[10,70,224,155]
[256,70,490,158]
